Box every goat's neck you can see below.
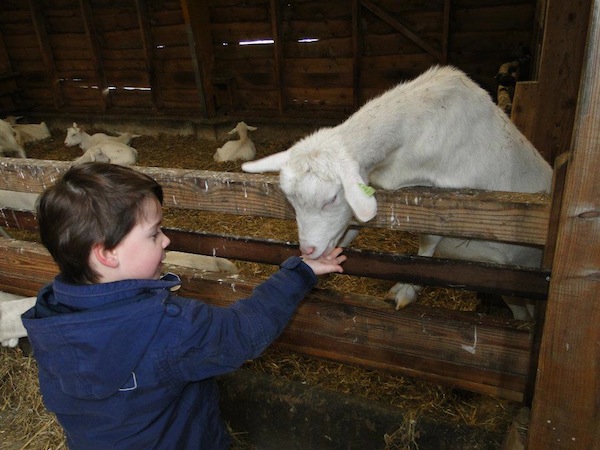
[80,131,92,145]
[342,136,395,176]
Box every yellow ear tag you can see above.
[358,183,376,197]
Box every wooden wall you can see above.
[0,0,537,120]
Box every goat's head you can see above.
[242,131,377,259]
[64,122,82,146]
[229,121,257,138]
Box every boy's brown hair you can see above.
[37,162,163,284]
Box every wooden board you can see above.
[526,2,600,446]
[0,158,550,245]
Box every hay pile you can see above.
[0,126,517,449]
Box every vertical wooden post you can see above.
[79,0,110,110]
[269,0,284,115]
[525,0,592,163]
[28,0,64,109]
[441,0,450,65]
[527,1,600,447]
[351,0,361,109]
[180,0,214,117]
[136,0,164,111]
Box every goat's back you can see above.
[339,65,552,194]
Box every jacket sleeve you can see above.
[172,256,317,381]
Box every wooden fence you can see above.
[0,156,562,403]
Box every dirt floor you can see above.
[0,124,521,449]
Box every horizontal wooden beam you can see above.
[0,237,531,401]
[0,158,550,245]
[0,211,550,299]
[163,228,550,299]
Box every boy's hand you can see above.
[301,247,346,276]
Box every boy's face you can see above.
[111,197,170,280]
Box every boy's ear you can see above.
[91,243,119,268]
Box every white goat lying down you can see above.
[0,253,237,347]
[0,292,36,348]
[72,142,138,166]
[0,119,26,158]
[65,122,140,151]
[164,251,239,274]
[243,65,552,320]
[0,190,39,238]
[4,116,51,147]
[213,121,257,162]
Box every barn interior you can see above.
[0,1,598,449]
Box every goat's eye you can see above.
[323,194,338,209]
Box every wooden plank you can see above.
[0,210,550,299]
[79,0,109,110]
[527,1,600,447]
[135,0,163,111]
[27,0,64,109]
[269,0,284,114]
[442,0,450,64]
[526,0,592,163]
[180,0,213,117]
[0,158,550,245]
[511,80,539,141]
[0,237,532,401]
[162,228,549,299]
[523,151,570,405]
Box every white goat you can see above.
[213,121,257,162]
[0,190,38,211]
[0,253,237,347]
[0,190,39,238]
[72,142,138,166]
[0,119,26,158]
[0,292,36,347]
[243,65,552,320]
[164,251,239,274]
[4,116,51,147]
[65,122,140,151]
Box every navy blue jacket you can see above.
[22,256,316,449]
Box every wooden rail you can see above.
[0,158,550,245]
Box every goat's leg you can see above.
[502,296,536,321]
[338,228,360,248]
[386,234,443,310]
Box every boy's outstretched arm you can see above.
[301,247,346,276]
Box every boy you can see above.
[22,162,346,449]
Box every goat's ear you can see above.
[242,150,291,173]
[341,171,377,223]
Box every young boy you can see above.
[22,162,346,449]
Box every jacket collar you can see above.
[44,272,182,311]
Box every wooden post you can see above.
[269,0,284,115]
[135,0,164,111]
[79,0,110,110]
[527,0,600,447]
[524,0,592,163]
[28,0,64,109]
[180,0,214,117]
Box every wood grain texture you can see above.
[0,158,550,245]
[527,2,600,447]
